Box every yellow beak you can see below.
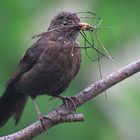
[78,22,90,30]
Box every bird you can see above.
[0,11,90,127]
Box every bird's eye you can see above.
[62,20,68,26]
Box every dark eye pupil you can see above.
[62,21,68,26]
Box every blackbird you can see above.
[0,11,90,127]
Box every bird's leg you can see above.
[31,97,51,131]
[56,95,77,112]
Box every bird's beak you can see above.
[78,22,90,30]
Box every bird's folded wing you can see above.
[7,42,46,86]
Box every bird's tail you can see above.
[0,86,28,127]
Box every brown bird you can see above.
[0,11,90,127]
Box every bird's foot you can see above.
[57,95,77,112]
[32,97,55,132]
[38,113,52,132]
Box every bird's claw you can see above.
[57,96,78,112]
[38,113,52,132]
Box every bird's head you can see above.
[47,12,91,42]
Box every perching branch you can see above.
[1,59,140,140]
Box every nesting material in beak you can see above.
[79,22,90,30]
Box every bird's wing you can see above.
[7,42,45,86]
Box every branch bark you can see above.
[1,59,140,140]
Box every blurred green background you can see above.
[0,0,140,139]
